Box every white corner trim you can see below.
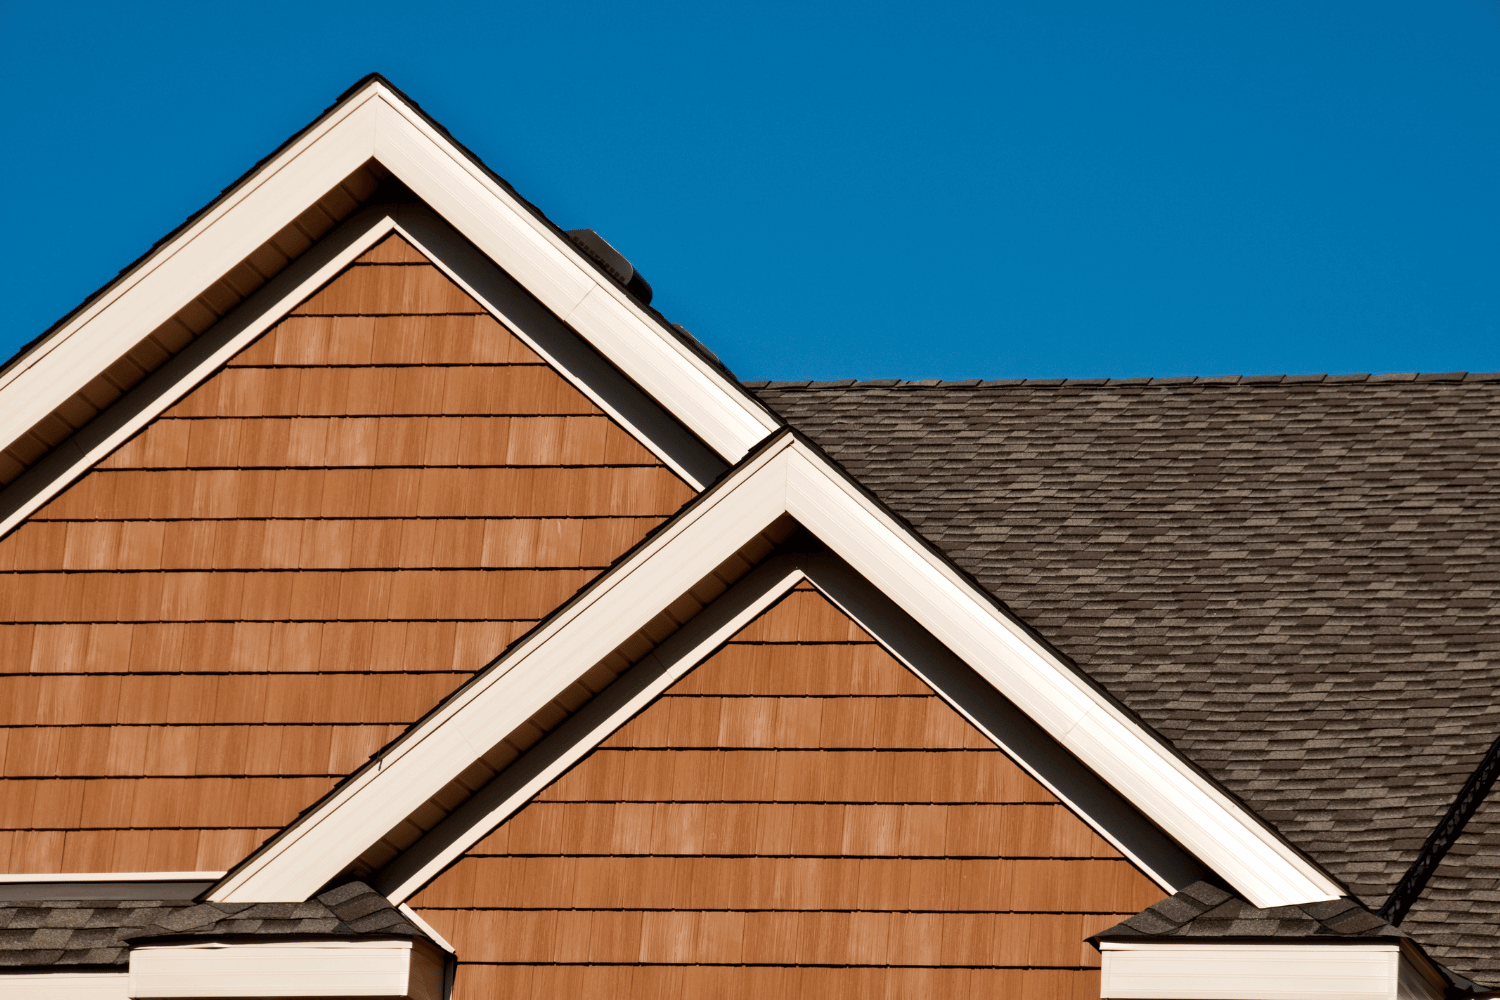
[129,938,444,1000]
[1,78,775,480]
[1098,942,1445,1000]
[208,434,1343,908]
[0,971,128,1000]
[0,872,224,882]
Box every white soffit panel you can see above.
[1098,942,1444,1000]
[209,432,1344,909]
[0,78,776,478]
[129,938,443,1000]
[0,972,128,1000]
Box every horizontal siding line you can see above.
[0,826,315,833]
[0,617,539,624]
[0,669,471,677]
[285,311,490,318]
[86,464,668,472]
[0,773,348,780]
[0,566,610,575]
[0,723,414,729]
[447,962,1102,971]
[567,749,1050,758]
[617,693,934,698]
[413,907,1138,916]
[22,515,659,522]
[454,853,1089,861]
[218,362,555,370]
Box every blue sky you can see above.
[2,2,1497,381]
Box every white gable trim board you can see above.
[207,431,1344,909]
[0,77,776,491]
[0,199,731,540]
[130,938,446,1000]
[1098,941,1446,1000]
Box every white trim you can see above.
[396,903,455,955]
[0,78,775,483]
[0,200,731,538]
[376,558,807,900]
[208,433,1343,908]
[0,871,223,882]
[1098,941,1445,1000]
[128,938,444,1000]
[0,972,128,1000]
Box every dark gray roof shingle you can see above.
[756,379,1500,982]
[0,882,421,968]
[1093,881,1404,941]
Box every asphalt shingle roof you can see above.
[0,882,422,968]
[753,375,1500,983]
[1093,880,1403,941]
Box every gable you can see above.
[222,431,1340,911]
[410,583,1165,998]
[0,234,693,875]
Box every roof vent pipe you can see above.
[565,229,654,305]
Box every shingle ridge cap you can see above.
[753,371,1500,389]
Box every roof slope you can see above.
[0,881,421,968]
[753,375,1500,975]
[1401,771,1500,982]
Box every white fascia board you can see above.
[0,79,775,474]
[209,434,799,902]
[378,557,808,901]
[129,938,443,1000]
[779,445,1343,907]
[0,93,380,448]
[210,434,1341,908]
[0,972,128,1000]
[0,208,396,539]
[1098,941,1443,1000]
[365,93,776,461]
[0,202,726,540]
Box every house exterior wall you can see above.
[411,583,1166,999]
[0,235,693,874]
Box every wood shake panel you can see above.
[31,467,689,520]
[0,621,527,675]
[161,366,604,418]
[228,315,543,367]
[0,234,687,867]
[99,416,661,469]
[416,587,1165,991]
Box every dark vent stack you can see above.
[566,228,654,305]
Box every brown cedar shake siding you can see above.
[411,583,1166,1000]
[0,234,694,874]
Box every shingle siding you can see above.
[412,584,1164,998]
[0,234,693,874]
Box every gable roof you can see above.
[204,429,1344,910]
[0,74,779,512]
[751,375,1500,981]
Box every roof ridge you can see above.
[744,371,1500,389]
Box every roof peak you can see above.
[747,371,1499,389]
